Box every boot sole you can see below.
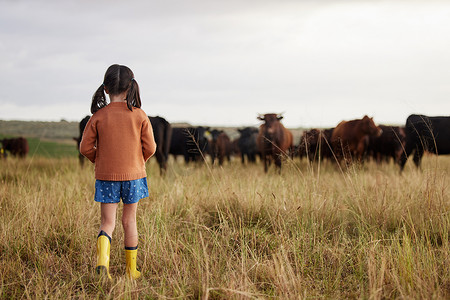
[96,266,111,279]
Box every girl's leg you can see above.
[99,203,119,236]
[122,202,138,247]
[122,202,141,279]
[96,203,118,279]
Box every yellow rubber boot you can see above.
[96,231,112,280]
[125,247,141,279]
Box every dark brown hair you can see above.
[91,64,142,113]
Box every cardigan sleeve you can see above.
[141,117,157,162]
[79,117,97,163]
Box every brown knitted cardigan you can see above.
[80,102,156,181]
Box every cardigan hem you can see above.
[95,172,147,181]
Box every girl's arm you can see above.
[141,117,157,162]
[79,117,97,163]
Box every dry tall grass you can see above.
[0,155,449,299]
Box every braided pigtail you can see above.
[91,84,108,114]
[126,78,142,111]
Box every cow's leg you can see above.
[394,148,403,165]
[413,147,423,169]
[262,151,269,172]
[288,146,294,160]
[267,152,272,167]
[183,152,190,164]
[79,154,85,167]
[158,156,167,176]
[160,162,167,176]
[376,153,382,164]
[154,149,165,175]
[399,152,407,171]
[162,154,170,175]
[333,140,345,165]
[399,139,414,171]
[355,140,365,163]
[344,151,352,167]
[275,154,282,173]
[307,147,314,163]
[340,143,352,167]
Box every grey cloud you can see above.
[0,0,449,127]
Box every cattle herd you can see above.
[1,114,450,174]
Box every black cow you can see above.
[297,128,334,162]
[320,128,334,161]
[0,137,29,158]
[237,127,259,164]
[367,125,406,165]
[399,114,450,171]
[149,116,172,175]
[169,126,210,163]
[73,115,91,166]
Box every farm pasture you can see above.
[0,153,449,299]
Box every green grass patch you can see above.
[27,137,78,158]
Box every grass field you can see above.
[0,151,449,299]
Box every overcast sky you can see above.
[0,0,449,128]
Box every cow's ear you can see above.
[257,115,265,121]
[277,115,284,120]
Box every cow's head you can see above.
[209,129,222,141]
[0,140,4,158]
[362,115,382,137]
[257,113,283,122]
[0,139,11,148]
[196,126,210,150]
[258,113,283,138]
[238,127,258,138]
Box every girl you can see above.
[80,64,156,280]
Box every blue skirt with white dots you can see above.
[94,177,149,204]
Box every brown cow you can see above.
[1,137,29,158]
[209,129,232,166]
[257,113,293,173]
[231,138,241,159]
[331,115,382,164]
